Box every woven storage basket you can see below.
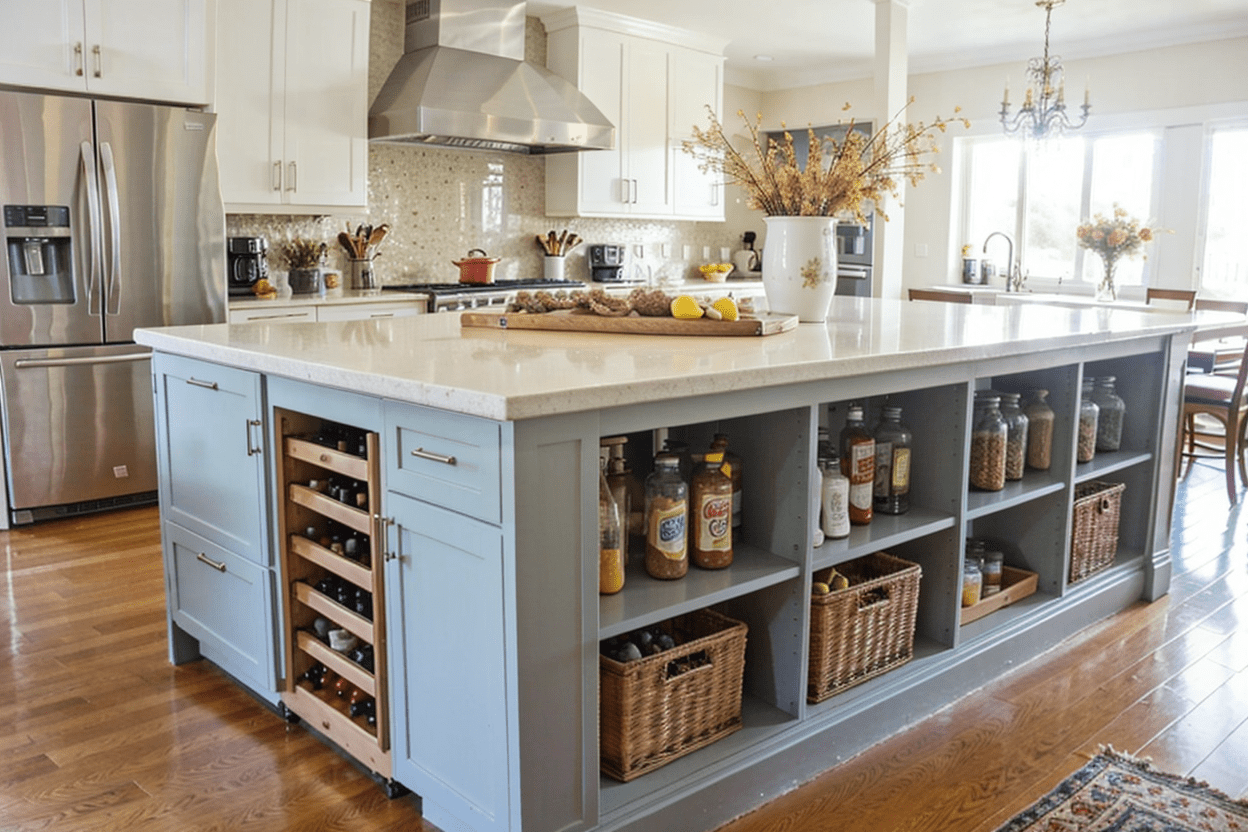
[600,608,747,782]
[807,551,922,704]
[1070,480,1125,583]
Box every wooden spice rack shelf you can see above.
[277,413,390,776]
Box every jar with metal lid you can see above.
[970,392,1007,491]
[644,454,688,580]
[840,405,875,525]
[691,451,733,569]
[1023,388,1055,470]
[999,392,1029,482]
[1091,375,1126,452]
[598,457,624,595]
[873,405,912,515]
[962,560,983,607]
[981,547,1004,596]
[1077,378,1100,463]
[820,455,850,540]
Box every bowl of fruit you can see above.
[698,263,734,282]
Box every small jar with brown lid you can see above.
[691,451,733,569]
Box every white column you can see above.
[872,0,909,300]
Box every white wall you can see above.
[736,36,1248,298]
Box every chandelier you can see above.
[999,0,1090,140]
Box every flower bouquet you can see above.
[1075,206,1161,301]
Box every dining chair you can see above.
[1195,298,1248,314]
[1146,288,1197,310]
[1190,299,1248,375]
[908,289,972,304]
[1181,334,1248,504]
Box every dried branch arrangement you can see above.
[683,100,969,222]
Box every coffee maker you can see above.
[227,236,269,296]
[588,244,625,282]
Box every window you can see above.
[1200,127,1248,299]
[961,131,1159,287]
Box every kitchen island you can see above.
[136,297,1195,832]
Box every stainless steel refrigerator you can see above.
[0,90,225,525]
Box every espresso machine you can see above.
[588,244,625,282]
[227,236,269,296]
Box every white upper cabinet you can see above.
[215,0,369,213]
[543,8,725,222]
[0,0,210,105]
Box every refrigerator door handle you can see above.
[80,141,103,317]
[14,352,150,370]
[100,142,122,316]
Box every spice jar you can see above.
[981,546,1004,597]
[1000,392,1029,482]
[840,406,875,525]
[970,392,1008,491]
[962,560,983,607]
[1078,378,1100,463]
[644,453,688,580]
[873,406,912,515]
[711,433,743,534]
[598,457,624,595]
[1023,388,1055,470]
[820,455,851,540]
[691,451,733,569]
[1091,375,1126,452]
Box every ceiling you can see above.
[527,0,1248,91]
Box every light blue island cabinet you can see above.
[138,298,1198,832]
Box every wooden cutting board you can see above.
[459,309,798,336]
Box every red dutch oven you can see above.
[452,249,501,284]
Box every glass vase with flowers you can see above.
[1075,205,1164,301]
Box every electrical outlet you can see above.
[702,246,712,260]
[632,242,645,259]
[660,243,671,258]
[915,243,929,257]
[682,245,693,260]
[720,247,731,261]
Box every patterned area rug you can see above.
[996,749,1248,831]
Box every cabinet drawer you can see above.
[384,401,502,524]
[316,301,425,321]
[229,306,315,324]
[166,522,277,694]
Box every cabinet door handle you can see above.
[410,447,456,466]
[375,515,397,562]
[92,44,102,78]
[272,161,282,192]
[186,377,218,390]
[619,179,629,204]
[287,161,297,192]
[73,42,84,76]
[196,552,227,573]
[632,179,639,204]
[246,419,262,456]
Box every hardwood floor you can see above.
[0,460,1243,832]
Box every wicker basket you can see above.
[807,551,922,704]
[1070,480,1125,583]
[599,608,747,782]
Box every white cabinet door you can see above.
[670,48,724,220]
[625,38,672,216]
[569,27,627,215]
[0,0,208,103]
[216,0,369,212]
[83,0,209,104]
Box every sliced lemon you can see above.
[711,296,739,321]
[670,295,705,319]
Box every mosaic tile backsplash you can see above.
[228,2,739,289]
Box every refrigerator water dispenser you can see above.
[4,205,74,304]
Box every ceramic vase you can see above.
[761,216,838,323]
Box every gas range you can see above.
[384,278,586,312]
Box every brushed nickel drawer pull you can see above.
[91,44,102,78]
[74,42,84,76]
[411,447,456,466]
[196,552,226,572]
[187,377,218,390]
[246,419,263,456]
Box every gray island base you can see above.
[137,297,1195,832]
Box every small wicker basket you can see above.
[1070,480,1125,583]
[807,551,922,704]
[599,608,747,782]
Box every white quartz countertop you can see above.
[136,297,1200,422]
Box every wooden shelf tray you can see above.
[283,684,391,776]
[285,436,369,479]
[296,630,376,696]
[289,483,371,535]
[293,581,375,645]
[960,566,1039,626]
[460,309,798,337]
[289,534,372,592]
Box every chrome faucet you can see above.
[983,232,1022,292]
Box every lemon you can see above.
[712,297,739,321]
[812,582,831,596]
[670,295,704,319]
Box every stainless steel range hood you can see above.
[369,0,614,154]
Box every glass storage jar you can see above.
[962,560,983,607]
[999,392,1029,482]
[598,457,624,595]
[1091,375,1126,451]
[873,405,912,515]
[690,451,733,569]
[1078,378,1100,463]
[840,406,875,525]
[644,453,688,580]
[982,546,1005,597]
[1023,388,1055,470]
[970,392,1008,491]
[820,455,850,539]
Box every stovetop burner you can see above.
[384,278,580,295]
